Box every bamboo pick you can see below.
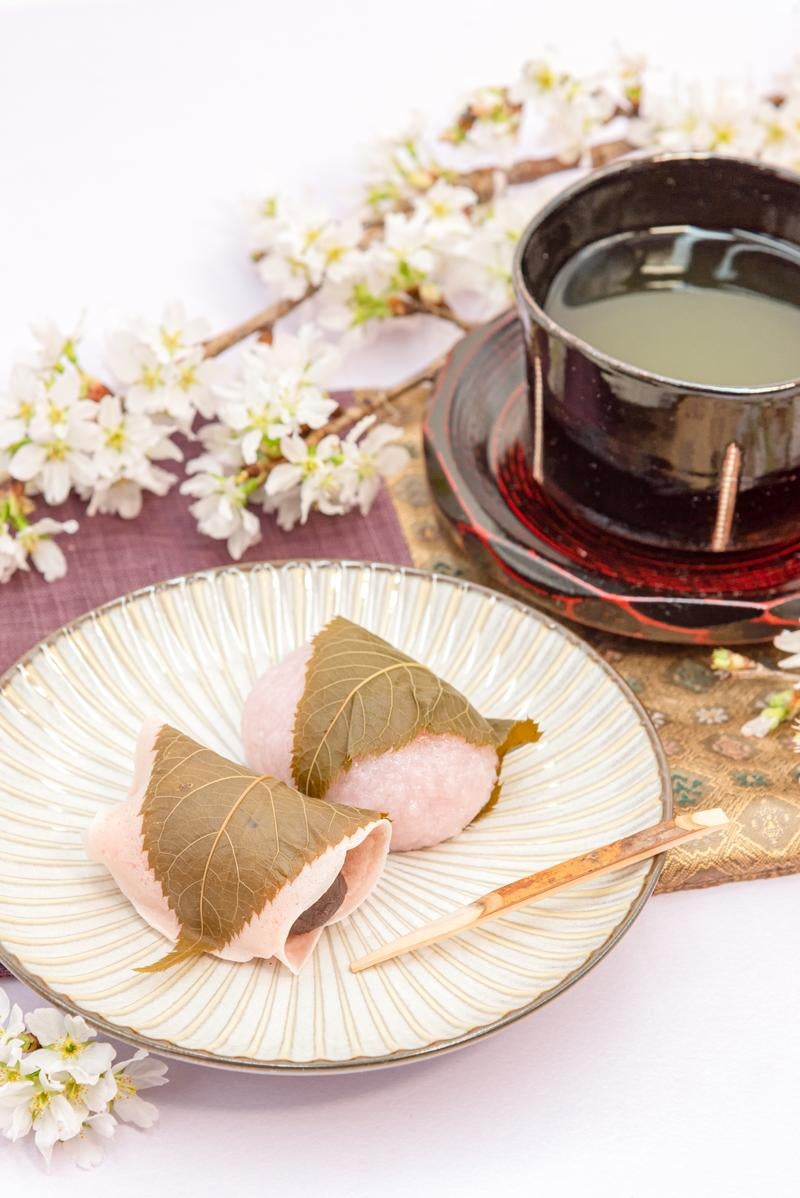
[350,809,728,973]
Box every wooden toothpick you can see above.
[350,809,728,973]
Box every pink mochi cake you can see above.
[86,720,391,973]
[242,644,499,852]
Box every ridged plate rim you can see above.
[0,560,671,1074]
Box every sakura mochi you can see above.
[242,617,540,852]
[86,721,391,974]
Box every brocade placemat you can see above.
[387,383,800,894]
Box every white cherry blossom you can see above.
[83,393,181,519]
[632,80,764,157]
[362,119,443,210]
[546,87,618,163]
[263,431,337,525]
[441,192,535,318]
[0,1079,84,1163]
[512,52,619,162]
[29,316,85,375]
[443,87,522,163]
[264,418,407,530]
[0,365,45,450]
[756,96,800,168]
[317,212,458,334]
[343,416,408,515]
[0,955,168,1172]
[24,1010,116,1086]
[195,420,248,472]
[18,517,79,582]
[0,520,30,583]
[106,302,219,429]
[254,322,339,387]
[181,469,263,559]
[413,180,477,240]
[0,992,24,1054]
[111,1049,168,1128]
[609,50,647,113]
[741,707,787,738]
[61,1111,117,1169]
[209,326,339,463]
[264,430,359,526]
[315,246,396,332]
[6,369,100,504]
[380,210,437,281]
[774,629,800,671]
[251,197,362,297]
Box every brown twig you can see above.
[307,354,448,447]
[203,278,477,363]
[388,294,479,333]
[456,137,634,202]
[419,301,478,333]
[202,290,317,359]
[725,665,800,686]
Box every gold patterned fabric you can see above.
[388,389,800,894]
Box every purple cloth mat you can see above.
[0,483,411,980]
[0,485,411,674]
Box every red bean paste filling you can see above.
[290,871,348,936]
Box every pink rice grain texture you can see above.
[242,643,499,852]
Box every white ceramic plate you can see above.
[0,561,669,1072]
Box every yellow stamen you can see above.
[160,329,184,355]
[178,365,197,390]
[141,365,163,391]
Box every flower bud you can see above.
[419,282,444,306]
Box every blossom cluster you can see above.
[0,989,167,1168]
[181,325,407,555]
[249,178,545,333]
[0,305,409,581]
[244,54,653,341]
[441,87,524,160]
[510,51,642,163]
[0,306,215,582]
[7,49,800,588]
[711,631,800,747]
[633,83,800,168]
[0,486,77,584]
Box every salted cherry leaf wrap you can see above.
[138,724,383,972]
[291,617,540,799]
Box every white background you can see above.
[2,0,800,1193]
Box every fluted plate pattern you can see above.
[0,561,669,1072]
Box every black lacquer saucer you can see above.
[423,312,800,644]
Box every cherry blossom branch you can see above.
[451,86,786,207]
[201,283,478,361]
[201,91,635,361]
[311,354,448,445]
[388,294,480,333]
[711,650,800,686]
[202,290,317,358]
[8,55,799,584]
[710,645,800,741]
[236,355,446,493]
[454,136,634,202]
